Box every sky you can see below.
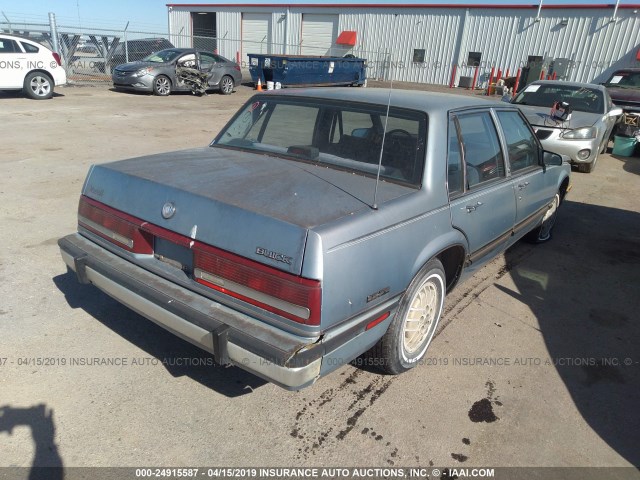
[0,0,635,34]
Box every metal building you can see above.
[167,2,640,86]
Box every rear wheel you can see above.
[23,72,54,100]
[219,75,234,95]
[152,75,171,96]
[371,259,446,374]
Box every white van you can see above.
[0,33,67,99]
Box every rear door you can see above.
[198,52,221,86]
[448,110,516,269]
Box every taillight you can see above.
[78,196,153,254]
[52,52,62,66]
[234,65,241,71]
[76,195,321,325]
[194,243,321,326]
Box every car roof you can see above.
[0,33,45,44]
[263,87,509,114]
[528,80,607,92]
[0,33,53,50]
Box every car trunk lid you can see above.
[81,146,412,275]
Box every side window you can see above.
[495,111,540,173]
[20,42,39,53]
[447,118,463,195]
[199,53,217,70]
[330,110,374,144]
[260,104,319,148]
[0,39,19,53]
[457,112,505,188]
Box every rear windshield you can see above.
[213,96,428,187]
[512,84,604,114]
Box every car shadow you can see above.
[0,403,64,479]
[610,153,640,176]
[52,271,267,397]
[498,199,640,465]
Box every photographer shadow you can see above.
[0,404,63,480]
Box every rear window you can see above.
[20,41,39,53]
[214,96,428,187]
[604,71,640,88]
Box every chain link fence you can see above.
[1,15,392,86]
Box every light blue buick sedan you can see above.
[59,88,570,389]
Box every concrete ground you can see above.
[0,83,639,476]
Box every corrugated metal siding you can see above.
[169,5,640,86]
[336,9,464,83]
[459,8,640,84]
[217,10,241,61]
[168,9,191,48]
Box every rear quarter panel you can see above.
[306,113,467,330]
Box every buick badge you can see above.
[161,202,176,219]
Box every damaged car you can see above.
[59,89,570,389]
[510,80,622,173]
[112,48,241,96]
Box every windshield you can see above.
[213,96,428,187]
[142,49,182,63]
[512,84,604,114]
[603,71,640,88]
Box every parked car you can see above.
[70,38,174,75]
[59,89,570,390]
[510,80,622,173]
[112,48,241,96]
[602,68,640,114]
[0,33,66,99]
[110,38,174,67]
[601,68,640,138]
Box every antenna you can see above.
[372,14,398,210]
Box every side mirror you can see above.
[608,107,623,117]
[543,150,563,166]
[500,94,512,103]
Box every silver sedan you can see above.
[511,80,622,173]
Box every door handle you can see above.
[518,182,530,190]
[464,201,483,212]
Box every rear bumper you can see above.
[58,233,396,389]
[59,233,322,389]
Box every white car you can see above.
[0,33,67,99]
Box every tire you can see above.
[23,72,54,100]
[219,75,234,95]
[578,159,595,173]
[152,75,172,96]
[371,259,446,374]
[525,192,561,243]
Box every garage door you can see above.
[242,13,271,59]
[301,14,338,56]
